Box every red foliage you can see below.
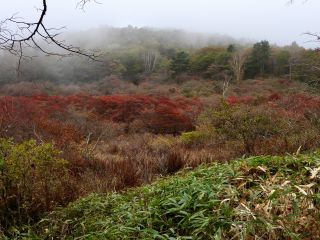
[6,92,320,142]
[227,96,238,105]
[226,93,320,123]
[0,95,202,141]
[268,92,282,101]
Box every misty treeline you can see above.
[0,26,319,94]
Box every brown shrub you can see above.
[0,139,76,230]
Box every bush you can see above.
[0,139,72,232]
[0,95,201,137]
[197,100,291,154]
[180,131,208,145]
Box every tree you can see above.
[245,40,271,78]
[170,51,190,75]
[292,49,320,87]
[190,47,231,79]
[141,50,159,73]
[227,44,235,53]
[119,52,144,83]
[285,41,304,81]
[0,0,98,71]
[230,49,249,83]
[269,49,290,77]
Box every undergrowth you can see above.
[6,152,320,239]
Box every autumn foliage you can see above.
[227,93,320,120]
[0,95,202,142]
[3,92,320,234]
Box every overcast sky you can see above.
[1,0,320,47]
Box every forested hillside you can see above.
[0,27,319,91]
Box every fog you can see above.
[1,0,319,47]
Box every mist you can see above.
[2,3,320,236]
[1,0,319,47]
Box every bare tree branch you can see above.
[230,49,249,84]
[0,0,101,72]
[77,0,102,10]
[304,32,320,42]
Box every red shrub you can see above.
[268,92,282,101]
[0,95,202,139]
[227,96,238,105]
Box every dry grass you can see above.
[13,151,320,239]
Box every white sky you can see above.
[1,0,319,47]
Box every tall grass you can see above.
[13,151,320,239]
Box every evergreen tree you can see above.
[245,40,271,78]
[170,51,190,75]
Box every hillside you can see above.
[12,152,320,240]
[1,1,320,239]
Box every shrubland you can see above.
[2,89,320,237]
[1,27,320,239]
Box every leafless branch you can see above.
[76,0,102,10]
[304,32,320,42]
[0,0,101,72]
[288,0,309,4]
